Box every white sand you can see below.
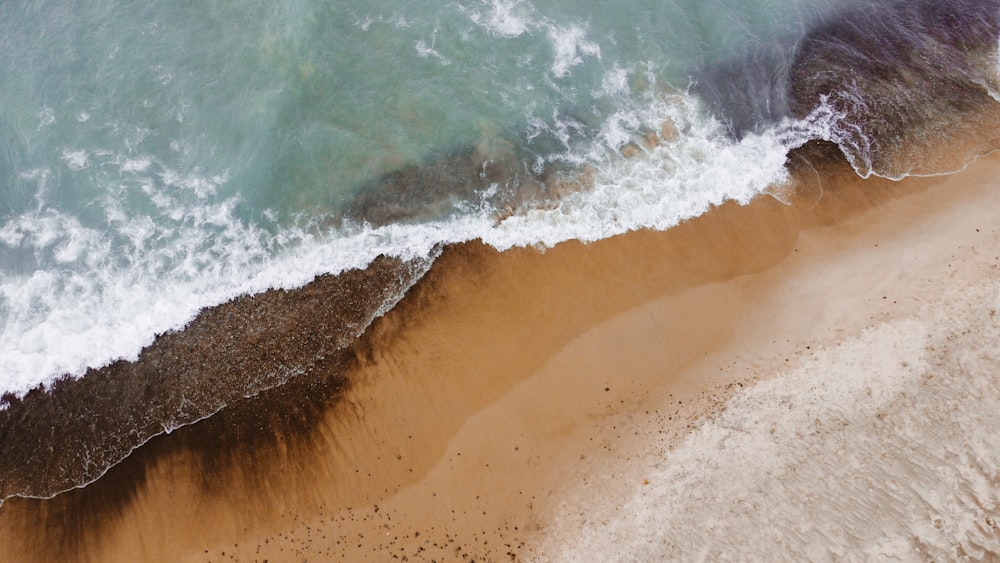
[537,156,1000,560]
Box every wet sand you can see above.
[1,150,999,561]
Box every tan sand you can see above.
[1,152,999,561]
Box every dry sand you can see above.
[2,152,999,561]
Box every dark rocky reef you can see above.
[696,0,1000,176]
[693,42,798,138]
[788,0,1000,176]
[0,255,420,501]
[342,133,562,227]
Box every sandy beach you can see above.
[2,148,1000,561]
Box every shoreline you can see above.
[1,149,999,560]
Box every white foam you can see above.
[414,39,450,65]
[0,196,494,398]
[0,210,89,253]
[470,0,532,38]
[60,149,89,171]
[547,24,600,78]
[120,156,152,173]
[487,95,801,248]
[0,92,818,398]
[35,107,55,130]
[462,1,600,79]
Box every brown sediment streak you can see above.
[0,140,971,561]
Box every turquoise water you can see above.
[1,0,841,216]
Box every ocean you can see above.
[1,0,999,505]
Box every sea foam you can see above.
[0,90,803,400]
